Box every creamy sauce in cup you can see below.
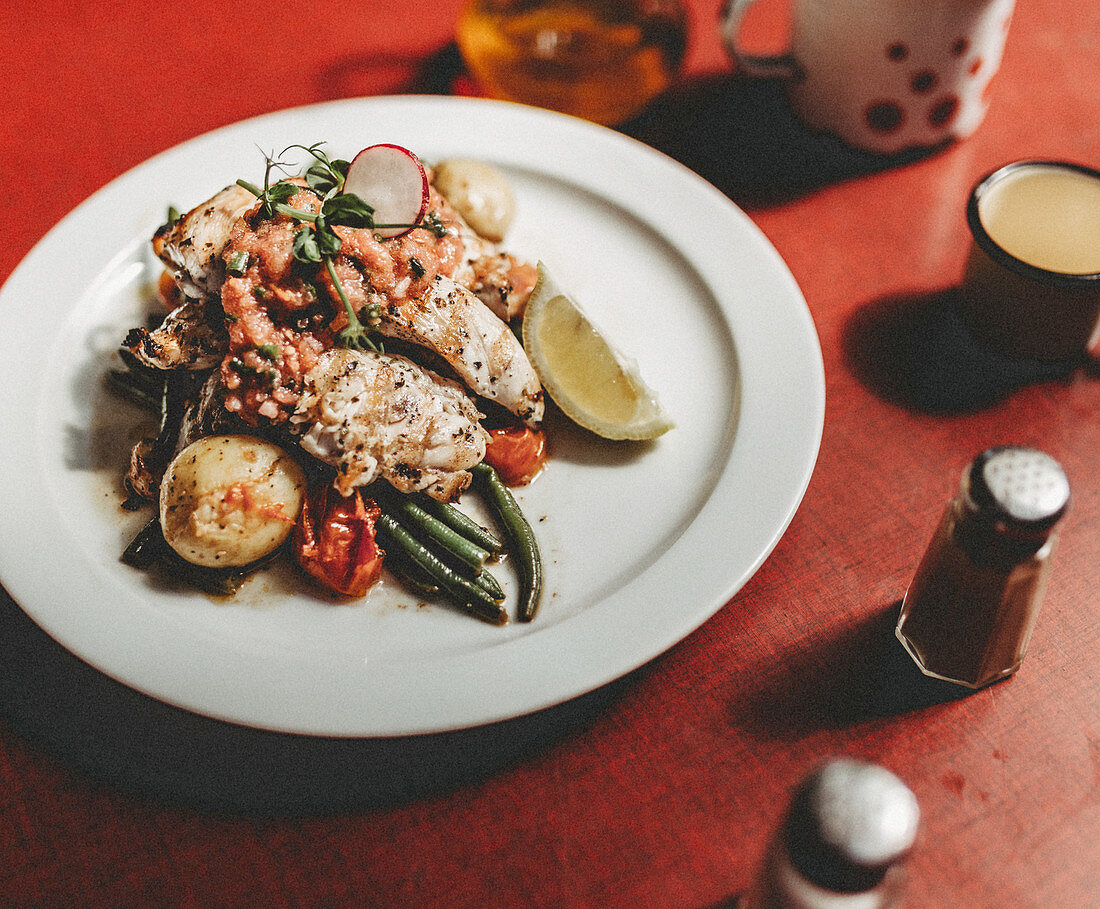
[978,164,1100,275]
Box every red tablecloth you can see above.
[2,1,1099,906]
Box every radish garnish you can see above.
[343,144,430,239]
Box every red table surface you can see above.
[2,1,1099,906]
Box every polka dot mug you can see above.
[720,0,1015,155]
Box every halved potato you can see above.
[432,159,516,242]
[160,434,306,568]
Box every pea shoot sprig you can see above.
[233,144,380,350]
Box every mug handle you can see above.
[719,0,802,80]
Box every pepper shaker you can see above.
[896,445,1070,689]
[735,759,920,909]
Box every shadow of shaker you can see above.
[735,601,974,739]
[843,287,1086,415]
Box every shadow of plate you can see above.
[0,586,639,817]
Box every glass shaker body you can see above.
[739,844,909,909]
[896,446,1069,689]
[455,0,688,125]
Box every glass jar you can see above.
[896,446,1070,689]
[455,0,688,125]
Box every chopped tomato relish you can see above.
[217,185,467,426]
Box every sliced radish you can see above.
[343,143,430,239]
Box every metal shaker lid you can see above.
[784,759,920,893]
[964,446,1070,532]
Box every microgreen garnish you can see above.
[235,143,381,351]
[324,258,377,351]
[291,226,323,264]
[236,145,298,218]
[256,343,281,361]
[320,193,374,228]
[290,143,350,197]
[422,210,450,239]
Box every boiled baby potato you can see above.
[433,159,516,242]
[160,434,306,568]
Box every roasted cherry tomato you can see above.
[293,485,384,597]
[483,423,547,486]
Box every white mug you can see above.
[720,0,1016,155]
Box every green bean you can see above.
[376,513,507,626]
[121,516,166,568]
[383,550,440,598]
[375,488,491,573]
[474,566,505,602]
[415,494,504,554]
[471,463,543,622]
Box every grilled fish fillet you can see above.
[291,348,490,501]
[152,183,258,297]
[377,275,544,426]
[125,296,228,370]
[129,184,258,370]
[442,205,535,322]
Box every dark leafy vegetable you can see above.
[121,516,165,568]
[121,517,271,597]
[106,367,163,413]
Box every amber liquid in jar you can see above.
[455,0,687,125]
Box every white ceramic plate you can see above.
[0,96,823,737]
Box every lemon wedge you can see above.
[521,262,673,441]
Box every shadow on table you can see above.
[319,45,925,210]
[0,587,638,817]
[733,600,975,738]
[621,73,937,209]
[316,42,467,100]
[844,287,1088,414]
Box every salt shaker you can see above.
[736,759,920,909]
[896,445,1070,689]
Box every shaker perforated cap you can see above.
[783,759,920,893]
[965,446,1070,532]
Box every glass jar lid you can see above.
[964,445,1070,533]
